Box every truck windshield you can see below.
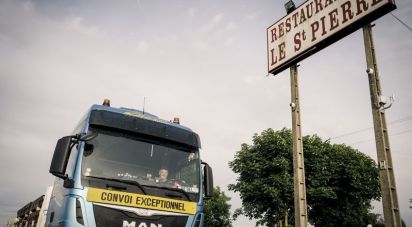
[81,127,200,200]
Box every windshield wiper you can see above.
[143,185,192,201]
[85,176,147,195]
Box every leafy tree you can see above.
[204,186,233,227]
[228,128,381,226]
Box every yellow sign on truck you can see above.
[87,187,197,214]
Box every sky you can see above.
[0,0,411,226]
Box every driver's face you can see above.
[159,169,168,181]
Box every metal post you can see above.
[290,64,308,227]
[362,23,401,227]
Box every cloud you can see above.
[200,13,224,32]
[64,16,102,36]
[191,40,210,51]
[212,13,223,23]
[225,22,237,31]
[187,8,197,17]
[191,13,239,51]
[136,40,150,53]
[246,11,260,20]
[222,37,235,46]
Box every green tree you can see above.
[204,186,233,227]
[228,128,381,226]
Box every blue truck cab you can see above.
[47,101,213,227]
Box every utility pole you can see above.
[290,64,308,227]
[283,1,308,226]
[363,23,401,227]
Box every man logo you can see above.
[123,221,136,227]
[123,221,162,227]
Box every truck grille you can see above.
[93,205,188,227]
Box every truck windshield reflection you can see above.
[81,128,200,199]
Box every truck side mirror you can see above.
[49,136,73,179]
[202,162,214,198]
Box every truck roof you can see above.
[87,104,201,149]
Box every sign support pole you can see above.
[362,23,401,227]
[290,64,308,227]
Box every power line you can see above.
[389,116,412,124]
[390,12,412,33]
[349,129,412,146]
[390,129,412,137]
[330,126,372,140]
[330,115,412,140]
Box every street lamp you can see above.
[284,0,296,14]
